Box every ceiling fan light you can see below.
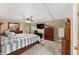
[26,20,31,23]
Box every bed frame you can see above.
[8,41,40,55]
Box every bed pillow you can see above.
[4,30,10,37]
[5,31,16,39]
[10,32,16,38]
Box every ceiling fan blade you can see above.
[17,14,34,22]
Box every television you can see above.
[37,24,44,29]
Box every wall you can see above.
[35,20,64,37]
[0,19,25,33]
[0,19,37,34]
[34,20,65,41]
[72,3,78,55]
[45,20,65,42]
[0,19,65,42]
[24,23,37,34]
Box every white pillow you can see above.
[10,32,16,38]
[5,31,16,39]
[5,30,10,37]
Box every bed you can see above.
[1,33,40,55]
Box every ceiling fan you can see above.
[22,16,34,23]
[17,14,34,23]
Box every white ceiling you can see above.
[0,3,73,23]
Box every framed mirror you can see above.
[8,22,20,31]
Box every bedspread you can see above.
[1,34,40,55]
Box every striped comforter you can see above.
[1,34,40,55]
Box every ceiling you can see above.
[0,3,73,23]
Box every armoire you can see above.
[44,27,54,41]
[62,18,70,55]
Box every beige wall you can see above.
[0,19,36,34]
[0,19,25,33]
[33,20,65,41]
[45,20,65,28]
[45,20,65,41]
[0,19,65,40]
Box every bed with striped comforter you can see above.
[1,34,40,55]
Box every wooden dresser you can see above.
[44,27,54,41]
[0,22,3,54]
[62,18,70,55]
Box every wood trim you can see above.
[7,41,39,55]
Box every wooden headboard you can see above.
[0,22,3,54]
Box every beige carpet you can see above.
[21,40,61,55]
